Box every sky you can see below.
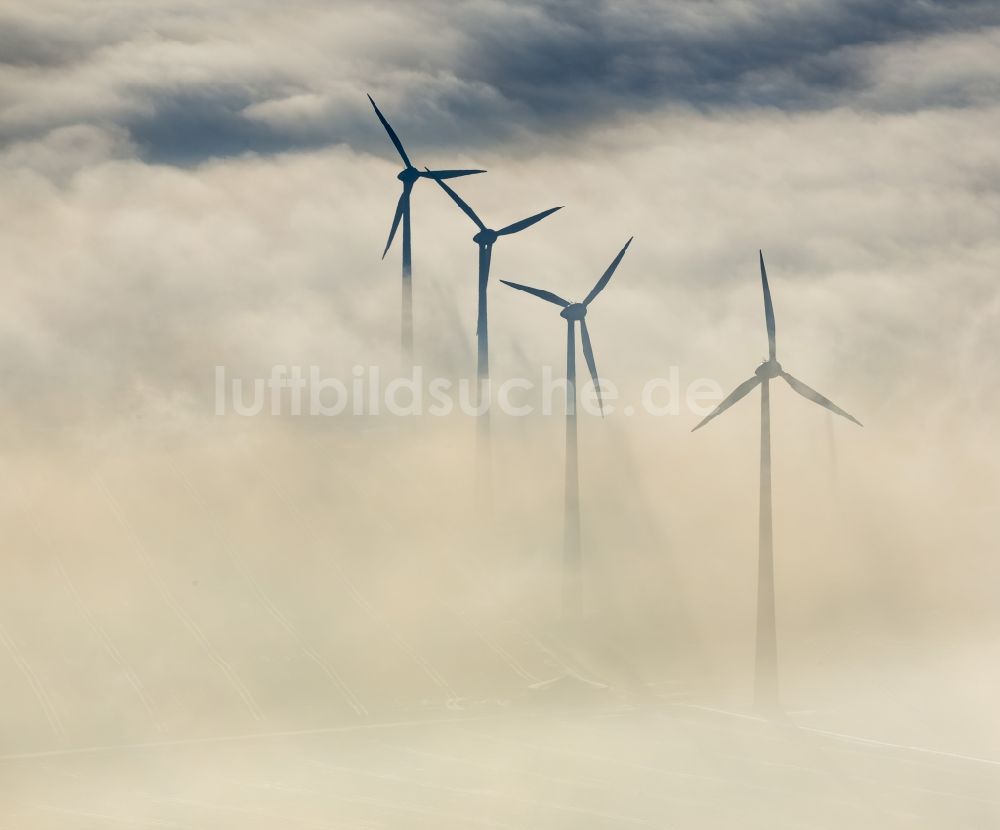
[1,0,1000,785]
[1,0,999,430]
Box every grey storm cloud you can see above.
[2,1,999,163]
[455,0,1000,112]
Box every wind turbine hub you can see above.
[755,360,782,379]
[474,229,498,245]
[398,167,419,183]
[560,303,587,321]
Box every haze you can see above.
[1,1,999,827]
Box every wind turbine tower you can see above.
[367,95,484,368]
[502,238,632,619]
[693,252,862,710]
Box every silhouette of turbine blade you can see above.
[691,375,761,432]
[584,237,633,306]
[427,169,485,230]
[579,319,604,417]
[497,206,562,236]
[367,94,411,167]
[760,250,776,360]
[780,371,863,426]
[382,182,411,259]
[422,169,486,180]
[499,280,570,307]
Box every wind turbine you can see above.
[692,251,862,711]
[429,175,562,416]
[367,94,484,368]
[501,238,632,619]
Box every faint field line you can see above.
[797,724,1000,768]
[221,776,318,795]
[289,788,527,830]
[795,724,1000,810]
[685,703,1000,769]
[166,459,367,717]
[33,804,192,828]
[24,511,163,732]
[683,702,999,793]
[265,480,458,700]
[677,704,999,819]
[21,753,374,830]
[453,721,870,814]
[664,707,904,824]
[145,795,375,830]
[447,606,538,683]
[520,628,583,678]
[306,757,665,828]
[0,621,66,739]
[680,708,898,826]
[94,475,265,722]
[821,738,1000,784]
[0,712,524,761]
[382,740,726,813]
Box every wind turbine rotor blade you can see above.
[497,206,563,236]
[381,185,410,259]
[421,169,486,180]
[499,280,570,307]
[584,237,633,306]
[367,94,411,167]
[760,250,776,360]
[426,168,485,230]
[691,375,761,432]
[780,371,863,426]
[579,319,604,417]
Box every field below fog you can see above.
[1,419,998,828]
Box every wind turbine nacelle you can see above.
[398,167,420,183]
[473,229,499,245]
[560,303,587,321]
[755,360,783,379]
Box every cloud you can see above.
[2,98,998,439]
[1,1,999,163]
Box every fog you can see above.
[2,1,1000,827]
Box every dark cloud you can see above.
[124,85,305,164]
[0,15,94,68]
[453,0,1000,115]
[1,0,999,165]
